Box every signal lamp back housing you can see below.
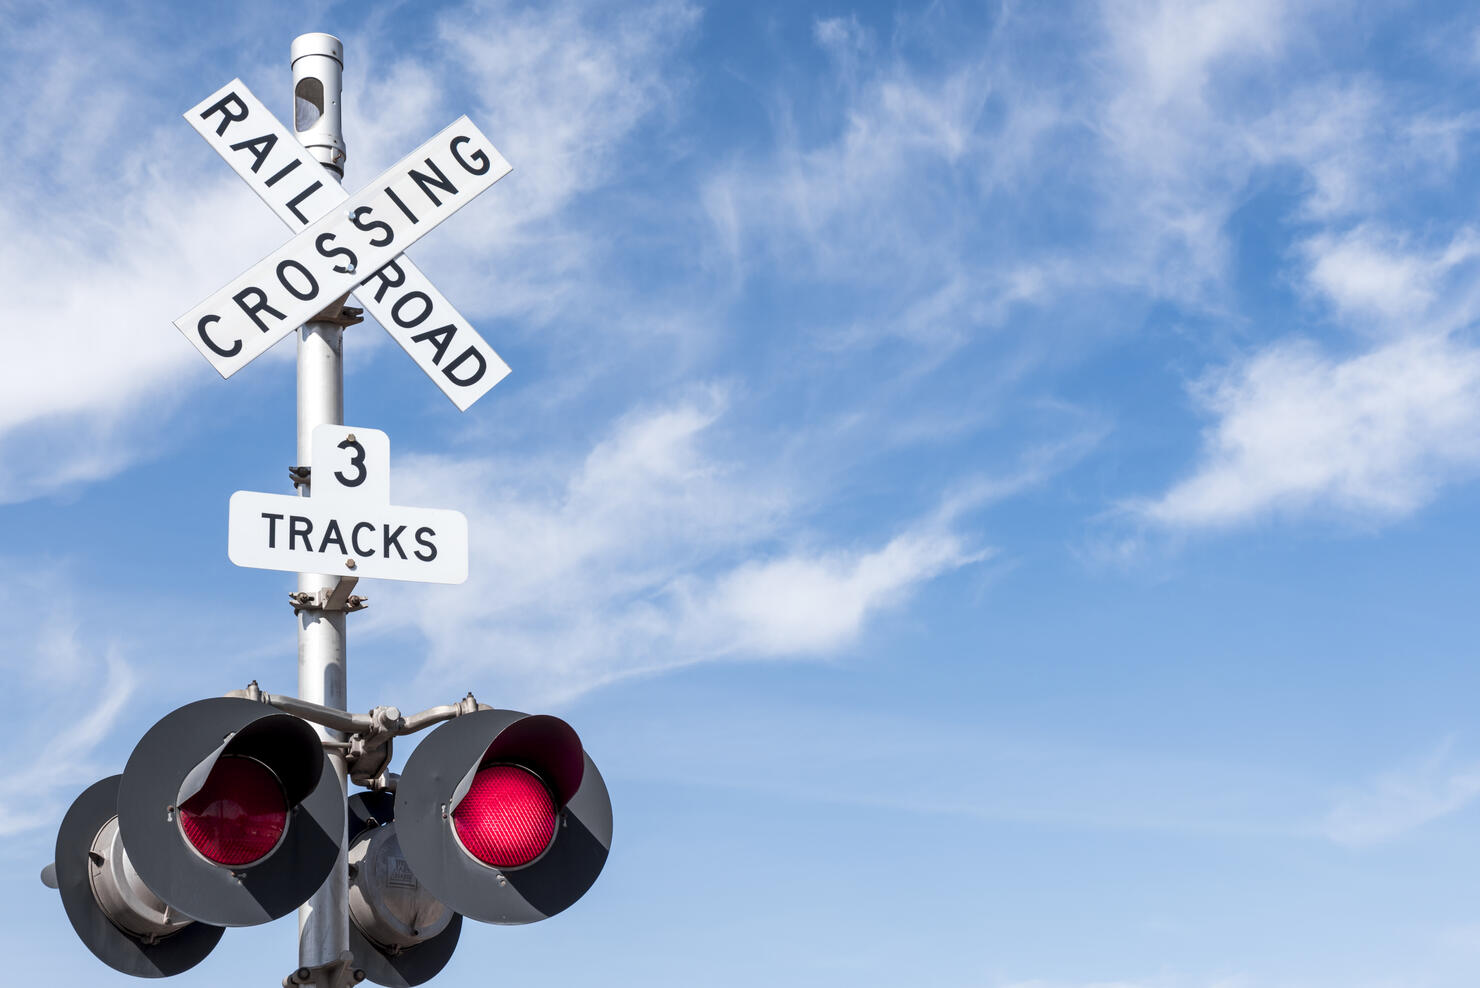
[346,791,463,988]
[54,775,224,977]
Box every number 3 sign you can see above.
[228,425,469,584]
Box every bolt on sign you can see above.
[179,79,512,410]
[228,425,469,584]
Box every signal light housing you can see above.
[395,710,612,925]
[346,792,463,988]
[53,775,224,977]
[115,697,346,927]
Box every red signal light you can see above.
[178,756,289,866]
[452,764,557,868]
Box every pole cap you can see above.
[291,33,343,67]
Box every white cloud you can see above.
[1305,229,1442,323]
[698,18,1066,352]
[368,394,985,704]
[0,171,293,503]
[703,65,992,272]
[393,0,701,327]
[1102,0,1286,110]
[0,650,136,837]
[669,529,981,657]
[0,564,137,837]
[0,4,306,503]
[1094,1,1475,304]
[1115,49,1480,534]
[696,0,1450,370]
[1132,205,1480,534]
[1139,334,1480,527]
[1322,740,1480,847]
[1302,226,1480,329]
[1089,0,1288,299]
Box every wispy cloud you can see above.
[0,3,302,503]
[1322,739,1480,847]
[367,393,989,704]
[700,11,1065,352]
[0,564,137,836]
[372,0,702,330]
[666,527,982,658]
[1097,0,1480,534]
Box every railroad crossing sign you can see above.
[45,41,617,987]
[179,79,512,410]
[228,424,469,583]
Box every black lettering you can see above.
[264,157,302,188]
[276,259,319,301]
[391,291,432,328]
[364,259,404,301]
[197,314,242,358]
[200,92,249,136]
[233,287,285,333]
[450,135,491,175]
[335,438,367,487]
[444,346,487,386]
[413,527,438,562]
[409,158,458,206]
[383,525,407,560]
[385,186,418,224]
[228,132,278,173]
[318,519,348,554]
[289,515,314,551]
[315,233,358,274]
[351,522,376,557]
[262,512,284,548]
[350,206,394,247]
[410,324,454,363]
[286,180,325,224]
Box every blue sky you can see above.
[5,0,1480,984]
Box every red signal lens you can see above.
[178,756,288,866]
[452,764,558,868]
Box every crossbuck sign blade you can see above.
[183,80,511,410]
[175,98,510,398]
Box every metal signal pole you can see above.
[290,32,352,973]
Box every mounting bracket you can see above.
[289,576,367,614]
[282,951,365,988]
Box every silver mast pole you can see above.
[290,31,351,970]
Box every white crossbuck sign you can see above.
[178,79,512,410]
[229,425,468,584]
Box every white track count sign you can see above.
[228,425,468,584]
[178,80,512,410]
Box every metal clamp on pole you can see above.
[289,576,368,614]
[282,951,365,988]
[308,297,364,327]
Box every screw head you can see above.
[345,558,357,570]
